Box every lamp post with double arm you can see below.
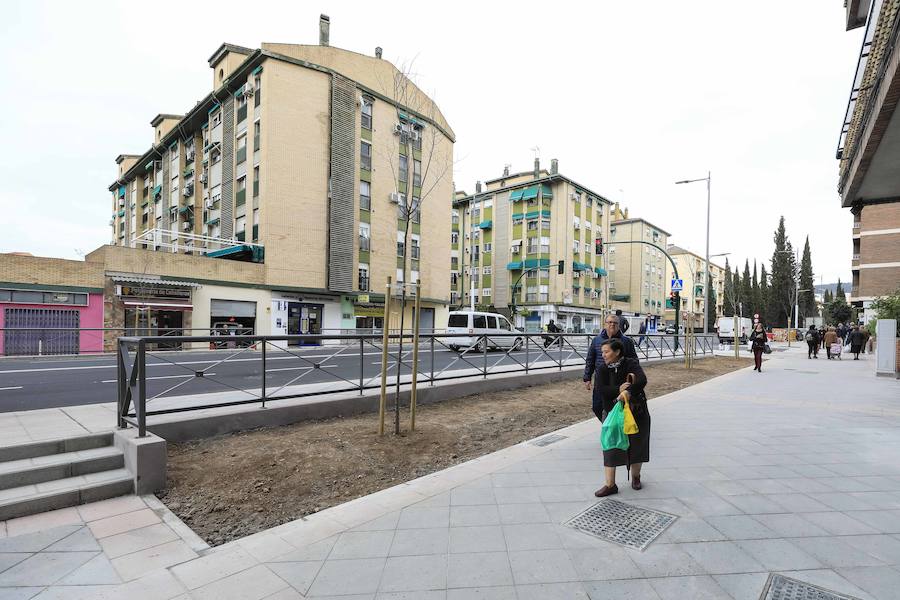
[675,172,712,334]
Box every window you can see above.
[399,155,408,183]
[452,212,459,225]
[254,75,261,107]
[358,264,369,291]
[360,181,371,210]
[410,197,421,223]
[253,121,261,150]
[498,317,511,331]
[236,135,247,164]
[482,288,491,297]
[211,110,222,127]
[397,237,405,258]
[483,266,492,275]
[527,220,538,231]
[540,268,549,279]
[361,98,373,130]
[411,236,420,259]
[483,243,492,253]
[237,94,248,123]
[360,141,372,171]
[483,198,493,208]
[359,223,370,250]
[573,240,580,252]
[527,238,540,254]
[451,272,459,286]
[573,217,580,228]
[253,167,260,197]
[540,237,550,253]
[527,269,539,279]
[541,220,550,231]
[472,208,481,222]
[413,159,421,187]
[451,232,459,244]
[236,176,247,206]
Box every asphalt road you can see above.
[0,341,593,412]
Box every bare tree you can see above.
[375,60,453,434]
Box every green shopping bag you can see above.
[601,401,630,451]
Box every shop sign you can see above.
[355,306,385,317]
[357,294,370,303]
[116,285,191,300]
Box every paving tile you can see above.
[446,586,516,600]
[841,534,900,565]
[501,523,562,551]
[678,495,742,517]
[0,551,97,586]
[449,525,505,554]
[767,492,833,513]
[648,575,732,600]
[190,563,289,600]
[508,549,579,585]
[657,516,726,543]
[267,560,323,596]
[706,514,778,540]
[43,527,100,552]
[376,591,445,600]
[396,506,450,530]
[724,493,788,514]
[170,545,257,589]
[790,536,886,568]
[447,552,513,588]
[847,509,900,534]
[780,569,877,600]
[0,586,49,600]
[515,581,589,599]
[492,486,543,504]
[449,505,500,527]
[751,513,831,538]
[836,565,900,600]
[267,535,337,563]
[329,530,395,560]
[582,578,661,599]
[680,541,766,575]
[110,539,198,581]
[497,503,550,525]
[88,508,161,539]
[4,507,82,537]
[734,538,823,571]
[800,511,880,536]
[57,553,121,585]
[450,487,496,506]
[388,527,449,556]
[712,572,771,600]
[352,511,401,532]
[0,552,31,573]
[238,532,297,562]
[848,492,900,510]
[0,525,81,553]
[261,589,306,600]
[567,545,642,581]
[76,496,147,522]
[306,557,386,596]
[807,492,880,511]
[628,542,706,577]
[378,554,447,592]
[98,522,179,559]
[702,480,753,496]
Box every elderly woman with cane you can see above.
[584,337,650,497]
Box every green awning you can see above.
[509,188,525,202]
[511,213,524,221]
[594,267,608,276]
[178,206,193,214]
[205,217,220,226]
[144,161,153,171]
[152,185,162,197]
[584,287,592,293]
[525,210,539,219]
[118,185,126,198]
[541,184,553,199]
[521,186,539,200]
[117,209,125,217]
[611,294,630,302]
[541,209,551,218]
[506,261,523,270]
[251,65,263,75]
[524,258,550,268]
[478,220,492,229]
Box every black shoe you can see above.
[594,484,618,497]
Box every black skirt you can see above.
[602,402,651,468]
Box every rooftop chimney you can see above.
[533,158,540,179]
[375,46,383,59]
[475,181,483,194]
[550,158,558,175]
[319,14,330,46]
[502,165,510,177]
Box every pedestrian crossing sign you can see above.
[670,279,683,292]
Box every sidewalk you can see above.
[2,346,899,599]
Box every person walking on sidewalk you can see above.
[849,325,866,360]
[543,319,563,349]
[591,314,638,360]
[819,326,827,351]
[824,327,838,359]
[805,325,820,359]
[584,338,650,497]
[749,322,767,372]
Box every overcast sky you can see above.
[0,0,861,284]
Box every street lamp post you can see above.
[676,172,711,334]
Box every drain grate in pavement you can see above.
[531,434,567,447]
[564,498,677,551]
[760,573,862,600]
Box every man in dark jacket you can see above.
[849,325,866,360]
[584,315,638,376]
[615,309,630,334]
[804,325,820,359]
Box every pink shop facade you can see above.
[0,285,105,356]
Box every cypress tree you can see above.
[723,259,734,314]
[770,216,794,327]
[836,278,846,300]
[798,237,816,326]
[742,260,754,319]
[759,264,770,324]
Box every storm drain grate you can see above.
[760,574,862,600]
[531,434,568,447]
[564,498,677,551]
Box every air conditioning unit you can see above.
[409,130,420,142]
[511,246,520,254]
[389,192,405,204]
[570,192,579,201]
[591,291,599,299]
[243,81,255,96]
[153,160,163,171]
[393,123,404,135]
[182,221,191,231]
[200,172,208,184]
[205,197,214,209]
[183,186,193,197]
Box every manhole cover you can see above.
[760,574,862,600]
[564,498,677,551]
[531,434,567,447]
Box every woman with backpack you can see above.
[749,322,767,372]
[805,325,820,359]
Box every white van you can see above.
[445,311,523,352]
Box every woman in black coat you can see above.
[583,338,651,497]
[749,322,767,372]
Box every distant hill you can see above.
[814,282,848,296]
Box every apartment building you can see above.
[452,160,612,333]
[606,204,671,328]
[664,245,725,327]
[838,0,900,322]
[107,16,455,335]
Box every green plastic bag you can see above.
[601,402,630,451]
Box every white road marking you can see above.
[265,365,338,372]
[100,373,216,383]
[0,386,24,391]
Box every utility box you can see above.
[875,319,898,378]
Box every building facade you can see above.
[664,245,725,328]
[452,160,612,333]
[838,0,900,321]
[606,204,671,327]
[107,17,455,336]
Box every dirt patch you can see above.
[158,356,750,545]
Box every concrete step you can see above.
[0,432,114,463]
[0,446,124,491]
[0,468,134,521]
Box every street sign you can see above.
[670,279,683,292]
[357,294,369,303]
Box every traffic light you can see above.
[667,291,677,309]
[557,260,565,275]
[595,237,603,255]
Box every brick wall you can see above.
[1,254,104,288]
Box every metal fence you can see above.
[0,327,255,356]
[117,332,717,436]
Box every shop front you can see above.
[270,292,342,346]
[111,276,199,350]
[0,286,104,356]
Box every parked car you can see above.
[444,311,523,352]
[663,325,677,335]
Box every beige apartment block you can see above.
[452,160,613,333]
[107,16,455,336]
[606,205,671,324]
[664,245,725,327]
[839,0,900,322]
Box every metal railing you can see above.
[116,332,717,436]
